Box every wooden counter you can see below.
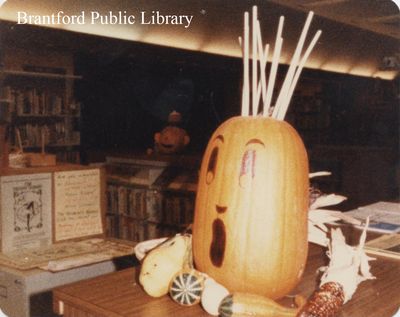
[53,240,399,317]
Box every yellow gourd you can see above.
[139,234,192,297]
[219,292,303,317]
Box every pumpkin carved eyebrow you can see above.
[245,138,265,147]
[214,135,224,143]
[208,147,218,173]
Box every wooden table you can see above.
[53,242,400,317]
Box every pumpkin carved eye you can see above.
[206,147,219,184]
[239,149,256,188]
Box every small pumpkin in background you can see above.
[154,111,190,154]
[192,116,309,300]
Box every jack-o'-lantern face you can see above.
[192,116,309,299]
[155,126,190,154]
[202,133,270,267]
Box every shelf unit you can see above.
[0,47,81,164]
[105,155,198,242]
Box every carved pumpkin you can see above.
[192,116,309,299]
[154,110,190,154]
[154,126,190,154]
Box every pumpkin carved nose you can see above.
[216,205,227,213]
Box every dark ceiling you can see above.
[0,0,399,79]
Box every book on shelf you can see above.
[0,86,13,101]
[104,159,197,241]
[106,183,148,218]
[13,87,65,116]
[364,234,400,260]
[117,186,127,215]
[133,189,147,219]
[14,121,80,148]
[105,214,119,238]
[346,201,400,233]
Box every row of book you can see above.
[3,86,79,116]
[163,194,194,226]
[107,184,150,219]
[106,182,195,224]
[106,215,185,241]
[106,182,195,241]
[14,122,80,148]
[55,150,80,163]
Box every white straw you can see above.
[252,6,258,116]
[277,30,322,120]
[256,44,269,114]
[239,35,246,117]
[309,171,332,178]
[240,26,263,117]
[260,44,269,110]
[276,15,284,42]
[277,12,315,119]
[256,21,269,114]
[273,11,314,119]
[264,37,282,117]
[242,12,250,116]
[264,16,284,116]
[288,30,322,98]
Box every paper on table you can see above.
[346,202,400,233]
[41,239,135,272]
[0,238,135,271]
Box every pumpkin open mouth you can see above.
[210,219,226,267]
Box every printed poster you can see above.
[0,173,52,253]
[54,169,103,241]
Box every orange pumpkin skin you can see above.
[192,116,309,299]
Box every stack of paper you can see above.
[346,202,400,233]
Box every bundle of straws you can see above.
[239,6,321,120]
